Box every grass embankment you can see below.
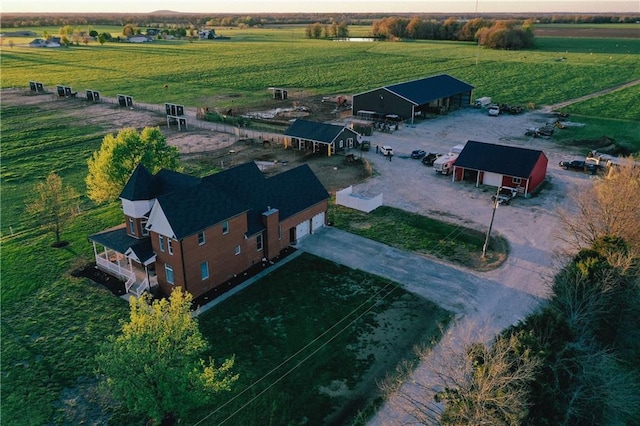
[329,204,508,271]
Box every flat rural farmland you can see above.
[2,27,639,115]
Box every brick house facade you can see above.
[89,161,329,299]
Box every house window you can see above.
[159,235,165,252]
[200,262,209,280]
[167,239,173,255]
[235,245,241,255]
[165,263,174,285]
[278,225,282,240]
[129,218,135,234]
[257,234,263,251]
[339,140,344,148]
[222,220,229,235]
[512,177,522,185]
[141,219,149,236]
[198,230,206,246]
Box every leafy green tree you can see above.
[96,289,238,424]
[27,172,79,245]
[86,127,181,204]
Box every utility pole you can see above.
[482,186,501,258]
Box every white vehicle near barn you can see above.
[433,144,465,175]
[474,97,492,108]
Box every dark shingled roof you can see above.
[454,140,545,178]
[284,119,351,144]
[156,161,329,240]
[89,226,155,264]
[384,74,474,105]
[120,164,200,201]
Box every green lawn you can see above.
[188,253,450,425]
[329,204,508,270]
[1,27,638,424]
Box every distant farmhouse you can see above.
[28,37,62,48]
[127,35,153,43]
[352,74,474,121]
[89,161,329,299]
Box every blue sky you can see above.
[1,1,638,14]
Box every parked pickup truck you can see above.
[491,187,518,205]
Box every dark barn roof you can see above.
[384,74,474,105]
[284,119,353,144]
[454,141,545,178]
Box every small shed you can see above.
[284,119,360,157]
[269,87,288,100]
[452,141,548,197]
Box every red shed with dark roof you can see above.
[452,141,548,197]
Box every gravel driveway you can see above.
[327,108,596,424]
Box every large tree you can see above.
[96,289,238,424]
[86,126,181,204]
[27,172,79,245]
[559,157,640,251]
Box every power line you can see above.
[192,280,399,425]
[214,283,400,426]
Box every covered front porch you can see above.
[89,225,158,298]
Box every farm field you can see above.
[2,26,639,114]
[1,25,639,425]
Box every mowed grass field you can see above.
[0,25,638,424]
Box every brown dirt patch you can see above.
[3,89,368,194]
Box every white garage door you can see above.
[483,172,503,188]
[296,220,310,240]
[311,212,325,232]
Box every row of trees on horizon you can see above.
[1,12,639,29]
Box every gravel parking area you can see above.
[344,108,597,424]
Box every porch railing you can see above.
[124,274,136,294]
[96,256,134,282]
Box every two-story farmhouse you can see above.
[89,161,330,299]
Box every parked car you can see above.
[488,104,500,116]
[491,187,518,205]
[360,140,371,151]
[422,152,443,166]
[379,145,394,156]
[411,149,426,159]
[559,160,600,174]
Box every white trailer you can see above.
[433,144,465,175]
